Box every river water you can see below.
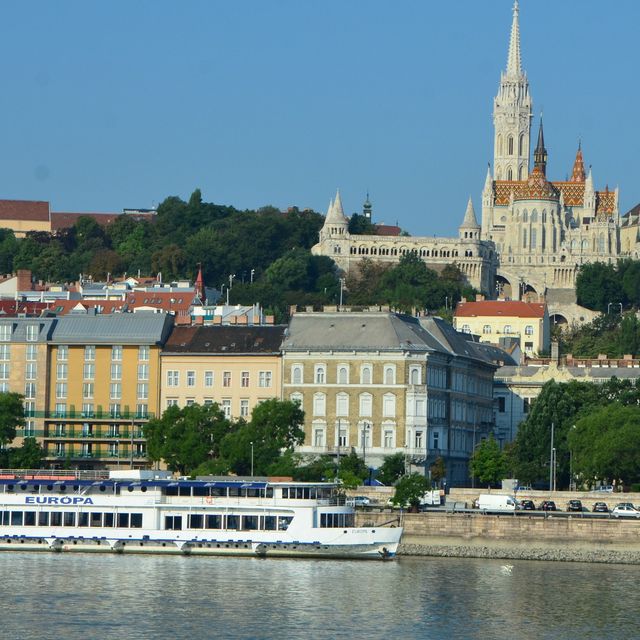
[3,552,638,640]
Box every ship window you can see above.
[130,514,142,528]
[38,512,49,527]
[91,512,102,527]
[104,513,114,527]
[262,515,277,530]
[192,486,207,497]
[189,514,204,529]
[50,512,62,527]
[278,516,293,531]
[78,513,89,527]
[205,514,222,529]
[24,511,36,526]
[11,511,23,526]
[117,513,130,528]
[242,515,259,531]
[226,515,240,530]
[164,515,182,530]
[64,512,76,527]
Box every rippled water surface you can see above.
[3,552,639,639]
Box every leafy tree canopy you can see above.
[391,473,429,508]
[470,435,507,487]
[0,393,25,447]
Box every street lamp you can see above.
[250,268,255,284]
[250,441,254,477]
[339,278,346,310]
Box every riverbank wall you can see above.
[357,511,640,564]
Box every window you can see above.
[503,325,512,334]
[138,364,149,381]
[258,371,272,388]
[136,404,148,418]
[24,383,36,399]
[0,363,9,380]
[187,371,196,387]
[523,398,531,414]
[109,442,119,457]
[240,399,249,417]
[223,371,231,387]
[525,325,534,335]
[525,341,534,352]
[314,364,326,384]
[83,383,94,399]
[166,399,178,409]
[241,371,250,387]
[222,399,231,418]
[111,345,123,361]
[290,392,303,406]
[337,423,348,448]
[415,430,424,449]
[0,345,9,360]
[110,364,122,381]
[83,363,95,380]
[138,345,150,361]
[382,393,396,418]
[497,397,506,413]
[56,383,67,399]
[26,325,38,342]
[0,324,11,341]
[167,370,179,387]
[186,399,195,406]
[507,135,514,155]
[360,366,372,385]
[23,401,35,417]
[57,345,68,361]
[433,431,439,450]
[336,393,349,417]
[24,420,35,437]
[109,403,121,417]
[110,383,122,400]
[360,424,372,449]
[409,367,421,385]
[483,325,492,334]
[291,365,302,384]
[337,366,349,385]
[461,324,471,334]
[54,403,66,417]
[383,430,394,449]
[204,371,214,387]
[56,363,67,380]
[82,404,94,418]
[26,344,37,361]
[84,345,95,361]
[384,365,395,385]
[359,393,372,417]
[313,393,326,417]
[25,363,36,380]
[137,383,148,400]
[313,427,325,448]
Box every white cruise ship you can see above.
[0,470,402,560]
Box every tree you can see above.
[391,473,429,509]
[9,437,43,469]
[144,403,231,475]
[470,436,507,487]
[0,392,25,447]
[376,452,406,485]
[430,457,446,485]
[576,262,625,312]
[348,213,377,235]
[569,403,640,486]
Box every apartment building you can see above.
[44,313,173,469]
[160,325,286,419]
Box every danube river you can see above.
[4,552,638,639]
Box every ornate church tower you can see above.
[492,1,532,182]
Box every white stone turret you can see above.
[493,0,532,182]
[320,189,349,240]
[481,165,494,239]
[459,197,480,240]
[583,168,596,216]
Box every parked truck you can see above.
[477,494,518,513]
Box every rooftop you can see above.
[163,325,287,354]
[455,300,547,319]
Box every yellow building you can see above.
[44,314,173,469]
[453,300,550,356]
[160,326,286,419]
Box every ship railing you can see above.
[0,468,110,481]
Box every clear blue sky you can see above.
[1,0,638,236]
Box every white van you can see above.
[477,494,518,512]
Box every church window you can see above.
[531,210,538,222]
[531,229,537,249]
[581,239,588,251]
[518,165,524,180]
[519,133,525,156]
[542,211,547,223]
[508,135,514,155]
[497,134,503,155]
[523,210,528,222]
[523,229,527,248]
[598,234,605,253]
[507,167,513,180]
[496,168,502,180]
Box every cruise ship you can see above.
[0,470,402,560]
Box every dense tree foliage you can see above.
[8,437,44,469]
[509,378,640,487]
[348,213,377,235]
[568,403,640,486]
[376,452,406,485]
[576,259,640,313]
[0,393,25,447]
[391,473,430,508]
[470,436,507,487]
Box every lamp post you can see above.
[339,278,346,310]
[250,441,254,477]
[549,422,555,492]
[362,422,370,465]
[250,268,255,284]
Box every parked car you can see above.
[592,502,609,513]
[611,504,640,518]
[592,485,614,493]
[566,499,583,512]
[348,496,371,507]
[519,499,535,511]
[539,500,557,511]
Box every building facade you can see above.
[43,314,173,469]
[282,311,507,486]
[160,326,286,420]
[453,299,550,357]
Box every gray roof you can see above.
[0,317,58,343]
[50,313,174,345]
[282,312,514,367]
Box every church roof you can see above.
[570,144,586,182]
[506,1,523,77]
[459,197,480,228]
[323,189,348,226]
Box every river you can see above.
[3,552,638,639]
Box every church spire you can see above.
[569,141,586,182]
[533,117,547,176]
[506,1,522,77]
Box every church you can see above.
[312,1,637,324]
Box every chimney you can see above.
[17,269,32,292]
[475,294,485,302]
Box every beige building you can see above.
[453,299,550,357]
[160,326,286,419]
[282,311,508,486]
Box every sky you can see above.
[1,0,639,237]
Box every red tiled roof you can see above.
[454,300,547,318]
[374,224,401,236]
[0,300,51,316]
[126,291,198,316]
[0,200,49,222]
[50,212,120,230]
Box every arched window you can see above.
[313,393,326,416]
[507,167,513,181]
[337,366,348,385]
[525,325,534,335]
[519,133,525,156]
[523,210,528,222]
[531,210,538,223]
[531,228,537,249]
[497,134,503,155]
[518,165,524,180]
[508,135,514,155]
[409,367,421,385]
[359,393,372,417]
[360,365,372,385]
[523,228,527,248]
[384,365,396,385]
[598,234,605,253]
[314,364,326,384]
[542,210,547,223]
[291,365,303,385]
